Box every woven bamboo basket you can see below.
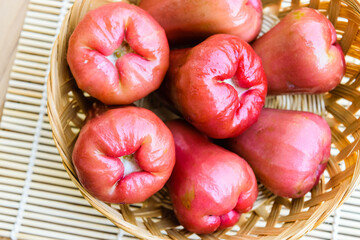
[48,0,360,239]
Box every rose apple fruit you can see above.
[139,0,262,45]
[67,2,169,105]
[225,108,331,198]
[163,34,267,139]
[252,7,345,94]
[166,120,258,234]
[72,106,175,204]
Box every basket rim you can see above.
[47,0,360,239]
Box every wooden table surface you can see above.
[0,1,30,118]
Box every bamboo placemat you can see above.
[0,0,360,239]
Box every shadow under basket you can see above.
[48,0,360,239]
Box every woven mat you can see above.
[0,0,359,239]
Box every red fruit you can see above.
[163,34,267,139]
[67,2,169,105]
[72,106,175,204]
[139,0,262,45]
[166,120,258,234]
[225,108,331,198]
[252,7,345,94]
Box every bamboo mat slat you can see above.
[0,0,360,240]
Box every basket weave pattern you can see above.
[48,0,360,239]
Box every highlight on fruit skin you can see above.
[224,108,331,199]
[252,7,345,95]
[67,2,169,105]
[166,119,258,234]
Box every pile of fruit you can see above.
[66,0,345,234]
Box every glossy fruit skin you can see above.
[252,7,345,94]
[163,34,267,139]
[67,2,169,105]
[72,106,175,204]
[139,0,262,45]
[166,120,258,234]
[225,108,331,198]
